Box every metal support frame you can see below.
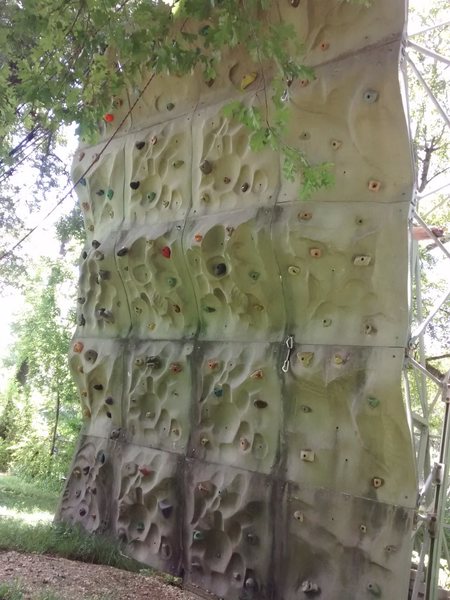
[404,14,450,598]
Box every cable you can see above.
[0,70,156,261]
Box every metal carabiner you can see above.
[282,334,294,373]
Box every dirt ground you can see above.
[0,551,202,600]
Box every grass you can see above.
[0,580,113,600]
[0,474,145,572]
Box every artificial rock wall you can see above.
[58,1,418,598]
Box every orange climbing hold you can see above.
[170,362,183,373]
[104,113,114,122]
[194,233,203,242]
[161,246,171,258]
[139,466,153,476]
[73,341,84,353]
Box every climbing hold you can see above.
[244,578,257,590]
[79,508,87,516]
[147,192,157,202]
[81,251,88,260]
[146,356,162,368]
[81,202,90,211]
[104,113,114,122]
[84,350,98,363]
[301,581,320,593]
[172,159,184,169]
[166,102,175,111]
[240,72,258,90]
[150,135,158,145]
[93,250,104,261]
[83,408,91,418]
[331,139,342,150]
[106,411,112,419]
[365,323,376,335]
[246,532,258,545]
[78,177,87,186]
[200,160,213,174]
[92,240,101,249]
[372,477,384,488]
[250,369,264,379]
[320,41,330,51]
[167,277,177,287]
[159,499,173,518]
[239,438,251,451]
[78,297,85,305]
[241,182,249,192]
[207,359,219,370]
[194,234,203,242]
[93,383,103,391]
[368,180,381,192]
[213,262,227,277]
[117,247,128,257]
[288,265,300,275]
[135,141,145,150]
[78,151,85,161]
[139,466,152,476]
[203,306,216,313]
[199,24,210,36]
[73,467,82,479]
[213,386,224,398]
[161,246,171,258]
[293,510,304,522]
[353,255,372,266]
[233,572,242,581]
[253,399,268,409]
[173,304,181,313]
[97,269,110,280]
[252,303,264,312]
[147,322,156,331]
[197,481,214,496]
[96,189,105,197]
[360,524,367,534]
[105,397,114,405]
[97,450,106,464]
[112,97,123,108]
[368,396,380,408]
[301,405,312,413]
[223,176,231,184]
[299,79,310,87]
[170,362,182,374]
[130,181,140,190]
[200,193,210,204]
[145,411,155,419]
[110,428,121,440]
[193,530,205,541]
[82,466,90,476]
[300,449,315,462]
[249,270,260,281]
[107,189,114,200]
[363,89,379,104]
[225,226,234,236]
[98,308,114,323]
[367,583,381,597]
[136,522,145,533]
[333,353,347,365]
[309,247,322,258]
[298,352,314,366]
[322,318,332,327]
[200,437,210,447]
[72,340,85,355]
[290,0,300,6]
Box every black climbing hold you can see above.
[213,262,227,277]
[81,251,88,260]
[92,240,101,249]
[78,297,85,304]
[79,314,86,326]
[106,411,112,418]
[98,270,110,280]
[241,182,249,192]
[253,399,268,409]
[135,141,145,150]
[83,466,90,475]
[200,160,213,175]
[93,383,103,391]
[146,356,161,369]
[166,102,175,111]
[75,489,81,498]
[105,397,114,405]
[79,508,87,516]
[96,189,105,196]
[97,451,106,464]
[117,247,128,257]
[290,0,300,6]
[159,499,173,518]
[203,306,216,313]
[130,181,140,190]
[110,428,121,440]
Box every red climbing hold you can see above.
[161,246,171,258]
[104,113,114,122]
[139,466,152,476]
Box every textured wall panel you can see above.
[58,1,417,598]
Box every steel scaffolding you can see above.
[403,12,450,599]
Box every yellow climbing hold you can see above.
[240,72,258,91]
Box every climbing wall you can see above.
[58,1,418,598]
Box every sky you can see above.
[0,0,448,372]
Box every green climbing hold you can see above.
[147,192,157,202]
[193,530,205,541]
[167,277,177,288]
[107,189,114,200]
[368,396,380,408]
[249,271,260,281]
[96,189,105,196]
[204,306,216,313]
[367,583,381,597]
[166,102,175,111]
[172,160,184,168]
[213,386,223,398]
[78,177,87,186]
[199,25,210,36]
